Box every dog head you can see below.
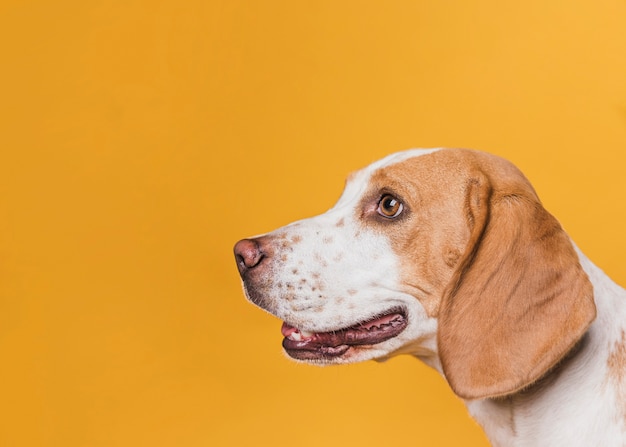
[234,148,595,399]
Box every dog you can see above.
[234,148,626,446]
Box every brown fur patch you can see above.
[607,331,626,373]
[606,330,626,424]
[360,150,476,316]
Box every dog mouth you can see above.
[281,308,408,360]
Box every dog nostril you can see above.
[234,238,266,274]
[234,252,246,270]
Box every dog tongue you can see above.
[281,312,407,357]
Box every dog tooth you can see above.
[300,330,314,337]
[290,332,302,341]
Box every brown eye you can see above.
[377,194,403,218]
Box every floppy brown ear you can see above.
[438,166,596,400]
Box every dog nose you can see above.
[234,238,266,275]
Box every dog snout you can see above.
[234,238,266,276]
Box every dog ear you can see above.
[438,165,596,400]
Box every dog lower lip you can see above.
[281,309,408,359]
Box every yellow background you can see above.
[1,1,625,446]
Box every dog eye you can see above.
[377,194,404,218]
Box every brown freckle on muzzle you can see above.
[336,218,345,227]
[278,238,294,252]
[313,252,329,267]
